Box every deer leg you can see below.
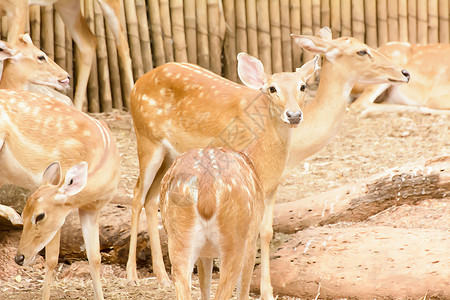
[237,233,259,300]
[78,209,104,300]
[42,229,61,300]
[0,204,22,226]
[215,242,247,299]
[259,191,276,300]
[350,83,390,112]
[5,0,28,44]
[197,257,213,300]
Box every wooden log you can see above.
[377,0,388,46]
[428,0,439,44]
[351,0,364,42]
[246,0,258,57]
[269,0,282,73]
[93,0,112,112]
[340,0,351,37]
[208,0,222,74]
[290,0,301,68]
[417,0,428,44]
[84,0,100,113]
[273,156,450,234]
[148,0,166,66]
[364,0,377,47]
[330,0,340,37]
[184,0,197,64]
[160,0,175,62]
[135,0,153,72]
[408,0,417,43]
[439,0,449,43]
[257,0,272,74]
[54,10,66,70]
[280,0,292,71]
[105,24,122,110]
[398,0,408,42]
[195,0,209,69]
[387,0,398,42]
[170,0,188,62]
[222,0,237,81]
[235,0,248,56]
[40,5,54,60]
[301,0,314,62]
[320,0,330,28]
[124,0,144,80]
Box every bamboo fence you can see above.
[1,0,450,112]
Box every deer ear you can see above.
[62,162,88,196]
[316,26,332,40]
[291,34,333,55]
[42,162,62,186]
[237,52,267,90]
[296,55,321,81]
[0,41,15,61]
[18,33,33,45]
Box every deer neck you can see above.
[0,61,28,90]
[286,58,357,173]
[244,104,293,195]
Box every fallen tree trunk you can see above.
[274,155,450,233]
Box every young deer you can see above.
[160,53,316,299]
[0,90,120,300]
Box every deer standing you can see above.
[127,27,410,298]
[0,90,120,300]
[0,0,134,110]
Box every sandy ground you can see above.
[0,107,448,299]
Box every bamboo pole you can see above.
[269,0,282,73]
[94,0,112,112]
[330,0,341,38]
[196,0,209,68]
[223,0,237,80]
[377,0,388,46]
[148,0,165,67]
[160,0,175,62]
[135,0,153,72]
[407,0,417,43]
[312,0,320,34]
[246,0,258,57]
[257,0,272,74]
[65,28,73,100]
[301,0,314,62]
[290,0,301,69]
[84,0,100,113]
[321,0,330,28]
[124,0,144,80]
[387,0,399,42]
[170,0,188,62]
[1,16,8,41]
[427,0,438,44]
[340,0,351,37]
[280,0,292,71]
[105,24,122,110]
[41,5,54,59]
[352,0,364,42]
[184,0,197,64]
[29,6,41,47]
[417,0,427,44]
[235,0,248,55]
[54,10,66,70]
[398,0,408,42]
[364,0,377,48]
[208,0,221,74]
[438,0,449,43]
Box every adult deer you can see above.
[0,0,134,110]
[127,28,409,298]
[160,53,315,299]
[0,90,120,300]
[351,42,450,111]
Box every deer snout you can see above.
[15,254,25,266]
[401,69,410,82]
[285,110,303,125]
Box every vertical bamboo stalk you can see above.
[246,0,258,57]
[235,0,248,55]
[438,0,449,43]
[301,0,314,62]
[29,5,41,47]
[417,0,428,44]
[398,0,408,42]
[377,0,388,45]
[184,0,197,64]
[364,0,377,47]
[340,0,351,37]
[196,0,209,68]
[65,28,73,100]
[84,0,100,113]
[352,0,364,42]
[160,0,175,62]
[330,0,341,37]
[290,0,301,69]
[408,0,417,43]
[208,0,221,74]
[428,0,438,44]
[170,0,188,62]
[105,24,122,110]
[135,0,153,72]
[54,10,66,71]
[41,5,54,59]
[223,0,237,80]
[94,0,112,112]
[321,0,330,28]
[124,0,144,80]
[148,0,165,66]
[387,0,399,41]
[312,0,320,34]
[269,0,282,73]
[257,0,272,74]
[280,0,292,71]
[1,17,8,41]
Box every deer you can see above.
[159,53,316,299]
[0,90,120,300]
[0,0,134,110]
[126,27,410,298]
[351,42,450,112]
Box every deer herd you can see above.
[0,1,447,299]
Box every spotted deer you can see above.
[0,90,120,300]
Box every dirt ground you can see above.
[0,107,448,299]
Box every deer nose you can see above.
[401,69,410,82]
[285,110,303,125]
[15,254,25,266]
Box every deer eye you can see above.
[356,50,368,56]
[300,84,307,91]
[268,86,277,93]
[37,55,46,61]
[35,212,45,223]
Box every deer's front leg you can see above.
[42,229,61,300]
[259,191,276,300]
